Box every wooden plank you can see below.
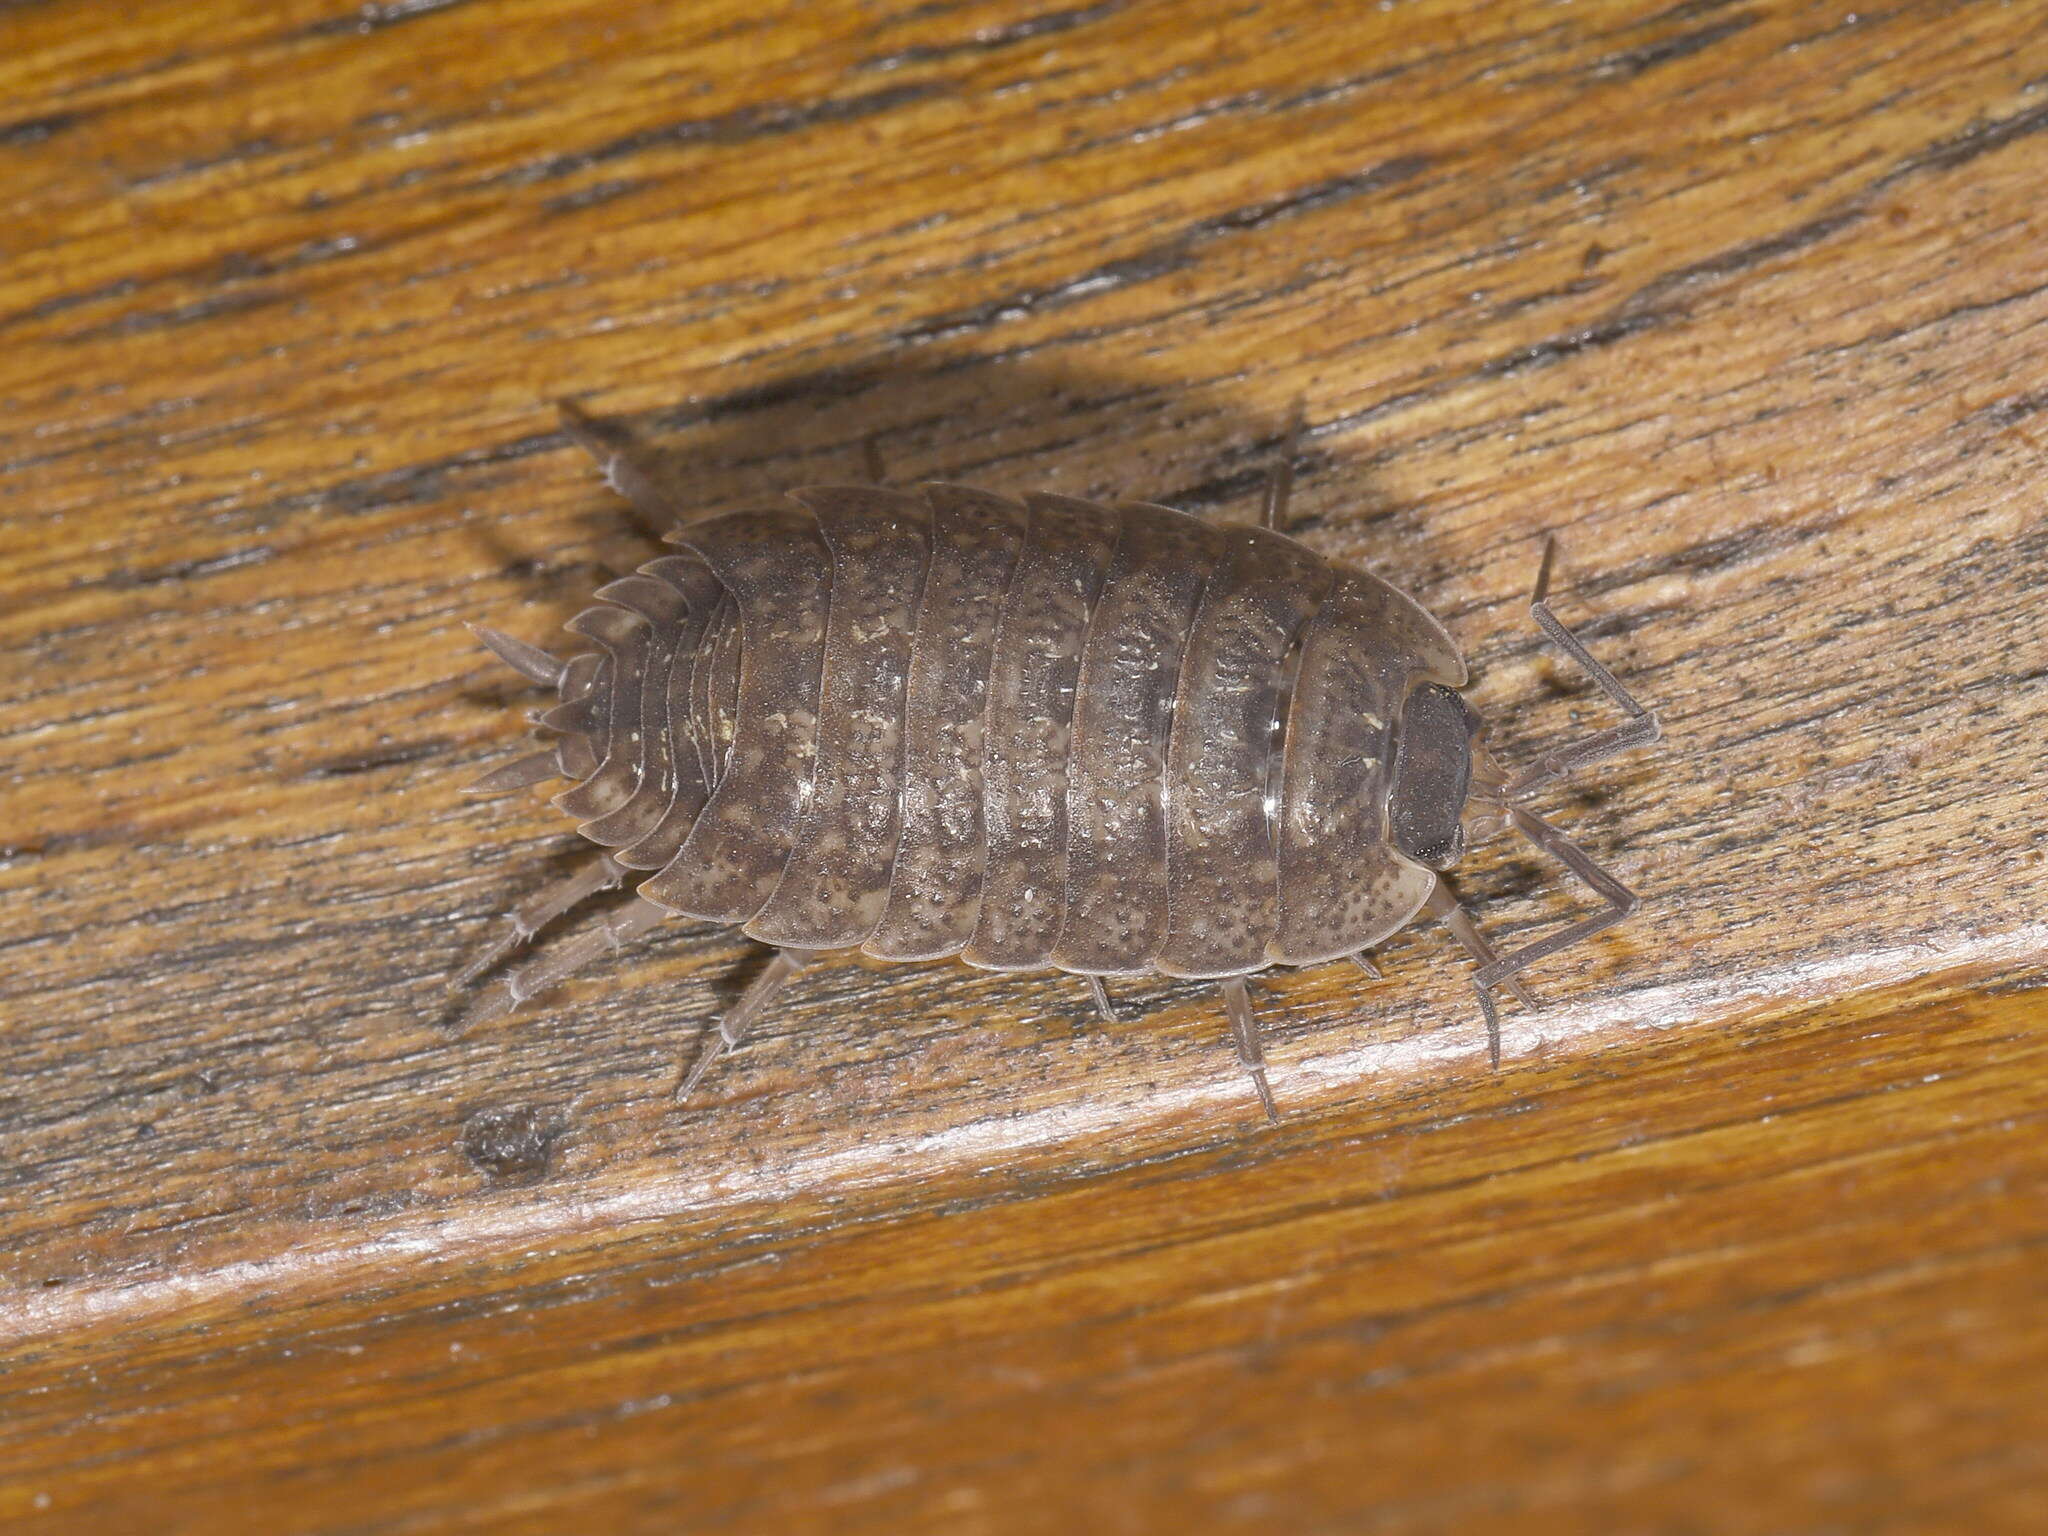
[3,0,2044,1528]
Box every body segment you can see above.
[637,506,830,923]
[866,484,1027,961]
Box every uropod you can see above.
[453,404,1660,1120]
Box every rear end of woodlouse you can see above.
[453,403,1660,1122]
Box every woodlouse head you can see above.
[1387,681,1485,871]
[1386,542,1663,894]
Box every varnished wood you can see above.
[3,0,2045,1530]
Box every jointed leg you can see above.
[1472,805,1641,1006]
[679,947,818,1101]
[1442,539,1658,1064]
[1220,975,1279,1125]
[1506,537,1661,799]
[1426,878,1536,1070]
[1087,974,1118,1023]
[458,893,669,1031]
[452,851,631,990]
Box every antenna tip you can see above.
[1532,535,1560,606]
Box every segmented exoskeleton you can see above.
[454,404,1659,1119]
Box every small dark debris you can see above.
[460,1104,565,1185]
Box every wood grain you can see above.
[3,0,2045,1529]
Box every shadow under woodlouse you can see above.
[445,354,1659,1126]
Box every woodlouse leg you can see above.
[1087,974,1118,1022]
[1425,878,1537,1070]
[1259,398,1306,531]
[557,399,676,534]
[1220,976,1279,1125]
[678,947,818,1102]
[452,851,630,991]
[1505,538,1662,799]
[1349,951,1382,979]
[1470,805,1642,1036]
[457,893,668,1032]
[861,433,887,485]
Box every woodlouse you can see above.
[454,403,1659,1119]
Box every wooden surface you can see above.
[4,0,2046,1529]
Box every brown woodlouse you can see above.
[454,404,1659,1120]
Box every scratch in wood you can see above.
[0,111,82,147]
[100,545,277,589]
[1055,62,1421,159]
[1620,210,1865,319]
[61,288,286,344]
[125,138,282,193]
[1627,0,1750,28]
[295,0,479,38]
[857,1,1125,71]
[1583,14,1758,82]
[302,739,453,779]
[1876,97,2048,189]
[541,178,649,216]
[1477,312,1673,379]
[897,157,1430,344]
[0,276,142,335]
[499,82,943,185]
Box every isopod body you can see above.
[457,407,1659,1118]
